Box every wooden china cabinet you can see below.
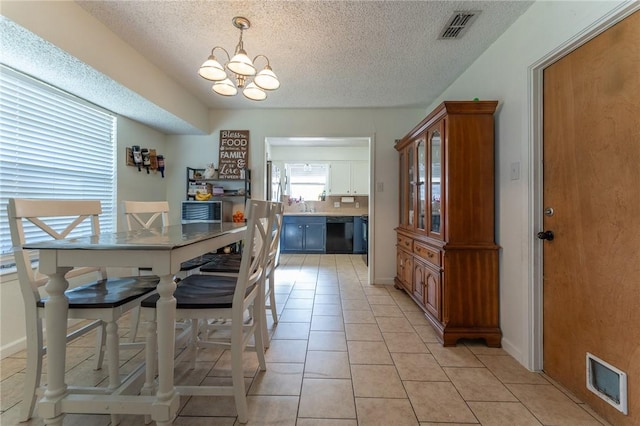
[394,101,501,347]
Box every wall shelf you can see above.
[186,167,251,203]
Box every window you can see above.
[0,65,117,271]
[285,163,328,201]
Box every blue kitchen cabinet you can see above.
[303,223,325,252]
[282,220,304,251]
[281,216,326,253]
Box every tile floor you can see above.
[0,254,613,425]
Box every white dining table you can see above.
[23,222,246,425]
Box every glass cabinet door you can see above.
[407,145,414,228]
[416,137,426,231]
[399,150,406,227]
[429,130,442,236]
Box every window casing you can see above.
[285,163,328,201]
[0,65,117,272]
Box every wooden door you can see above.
[542,11,640,425]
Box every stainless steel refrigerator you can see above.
[266,161,282,201]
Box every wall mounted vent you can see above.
[586,353,628,414]
[439,11,480,39]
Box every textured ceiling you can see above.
[1,1,533,134]
[0,16,203,135]
[75,0,534,111]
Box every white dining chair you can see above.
[122,199,219,275]
[197,202,284,347]
[122,200,222,343]
[7,198,158,423]
[123,200,170,232]
[122,200,169,342]
[139,199,276,424]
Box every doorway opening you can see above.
[265,136,373,283]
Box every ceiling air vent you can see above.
[439,11,481,39]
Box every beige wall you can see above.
[116,117,169,230]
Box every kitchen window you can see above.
[285,163,328,201]
[0,65,117,272]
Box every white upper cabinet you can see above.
[328,161,369,195]
[328,161,351,195]
[350,161,369,195]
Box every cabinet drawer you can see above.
[414,242,441,267]
[397,235,413,251]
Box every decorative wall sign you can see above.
[218,130,249,179]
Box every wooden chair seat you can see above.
[141,275,254,310]
[199,253,242,273]
[179,255,218,271]
[37,275,158,309]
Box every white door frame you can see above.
[527,2,640,371]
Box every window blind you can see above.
[287,163,329,183]
[0,66,116,267]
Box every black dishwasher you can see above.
[326,216,354,254]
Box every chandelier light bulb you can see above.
[243,82,267,101]
[254,65,280,90]
[227,50,256,76]
[212,78,237,96]
[198,55,227,81]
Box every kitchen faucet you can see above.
[299,202,314,213]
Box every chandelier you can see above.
[198,16,280,101]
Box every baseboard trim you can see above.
[1,337,26,359]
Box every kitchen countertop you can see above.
[282,197,368,217]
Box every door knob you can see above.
[537,230,554,241]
